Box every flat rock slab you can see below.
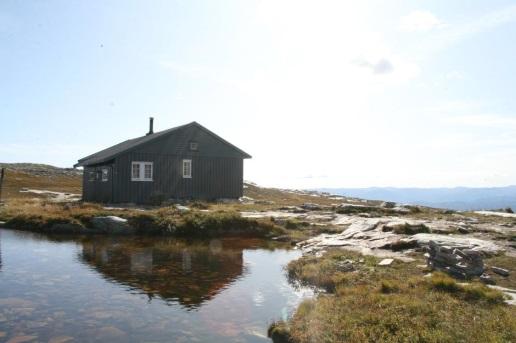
[487,285,516,306]
[491,266,510,277]
[475,211,516,218]
[412,234,503,256]
[298,216,504,259]
[378,258,394,266]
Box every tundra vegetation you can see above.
[269,250,516,343]
[1,163,516,342]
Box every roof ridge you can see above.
[74,121,250,167]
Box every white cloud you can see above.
[444,114,516,128]
[352,57,394,74]
[400,10,443,32]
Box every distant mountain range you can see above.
[317,186,516,211]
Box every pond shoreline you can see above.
[0,200,292,239]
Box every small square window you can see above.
[182,159,192,178]
[101,168,109,182]
[189,142,198,151]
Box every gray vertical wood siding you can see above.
[80,123,248,204]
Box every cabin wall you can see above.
[113,153,243,203]
[82,164,114,203]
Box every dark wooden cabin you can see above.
[74,119,251,204]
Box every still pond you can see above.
[0,228,312,342]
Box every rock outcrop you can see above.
[90,216,135,234]
[426,240,484,278]
[298,217,504,259]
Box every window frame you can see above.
[189,142,198,151]
[88,171,95,182]
[182,159,192,179]
[131,161,153,182]
[101,168,109,182]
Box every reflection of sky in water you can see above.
[0,229,313,342]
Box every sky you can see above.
[1,0,516,189]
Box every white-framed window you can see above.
[101,168,109,182]
[131,162,153,181]
[182,159,192,178]
[189,142,198,151]
[144,163,152,179]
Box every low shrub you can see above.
[268,321,291,343]
[429,272,461,293]
[380,280,400,294]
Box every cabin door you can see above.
[97,165,113,203]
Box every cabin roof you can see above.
[75,121,251,167]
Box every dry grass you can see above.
[273,250,516,343]
[0,169,81,200]
[0,199,285,238]
[485,254,516,289]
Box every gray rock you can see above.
[412,234,503,256]
[381,201,396,209]
[491,266,510,277]
[480,273,495,285]
[301,203,322,211]
[427,240,485,278]
[378,258,394,266]
[336,260,354,271]
[175,205,190,211]
[90,216,135,234]
[457,226,471,234]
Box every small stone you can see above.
[378,258,394,266]
[457,227,470,234]
[491,266,510,277]
[480,273,496,285]
[381,201,396,208]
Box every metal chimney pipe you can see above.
[147,117,154,135]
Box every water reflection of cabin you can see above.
[80,239,244,308]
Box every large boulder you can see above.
[90,216,135,234]
[412,233,503,256]
[427,240,484,278]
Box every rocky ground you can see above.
[1,164,515,341]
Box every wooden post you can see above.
[0,168,4,202]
